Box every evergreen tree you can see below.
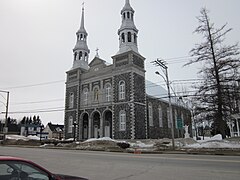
[185,8,240,138]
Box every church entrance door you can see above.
[104,111,112,138]
[92,112,100,138]
[82,113,89,140]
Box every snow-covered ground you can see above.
[4,134,240,150]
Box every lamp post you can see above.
[152,59,175,150]
[73,121,77,141]
[0,90,9,133]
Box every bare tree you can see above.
[185,8,240,138]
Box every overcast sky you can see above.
[0,0,239,126]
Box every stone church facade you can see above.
[64,0,191,140]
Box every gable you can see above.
[89,57,107,68]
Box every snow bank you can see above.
[84,137,117,143]
[6,135,40,141]
[184,135,240,149]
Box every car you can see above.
[0,156,88,180]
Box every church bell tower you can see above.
[112,0,147,139]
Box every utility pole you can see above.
[0,90,9,133]
[152,59,175,150]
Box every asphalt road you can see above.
[0,146,240,180]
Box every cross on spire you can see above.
[95,48,99,57]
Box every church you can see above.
[64,0,191,140]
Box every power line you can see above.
[11,98,64,106]
[1,80,65,90]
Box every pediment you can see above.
[89,57,106,67]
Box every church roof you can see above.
[89,56,107,67]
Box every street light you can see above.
[73,121,77,141]
[152,59,175,150]
[0,90,9,133]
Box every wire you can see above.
[11,99,64,106]
[1,80,65,90]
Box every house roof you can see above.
[48,123,64,132]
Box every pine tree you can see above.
[185,8,240,138]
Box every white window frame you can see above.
[83,88,88,105]
[68,116,73,133]
[148,103,153,126]
[105,84,111,102]
[158,106,163,127]
[119,110,126,131]
[119,81,125,100]
[69,92,74,108]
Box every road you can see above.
[0,146,240,180]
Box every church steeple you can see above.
[72,5,90,70]
[117,0,139,54]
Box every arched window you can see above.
[69,92,74,108]
[80,34,83,40]
[159,106,163,127]
[79,51,82,60]
[77,35,79,41]
[93,86,99,102]
[121,33,125,43]
[105,84,111,102]
[85,52,88,61]
[131,13,133,20]
[119,110,126,131]
[123,13,126,19]
[134,33,137,43]
[68,116,73,133]
[148,103,153,126]
[83,88,88,105]
[128,32,131,42]
[74,52,77,60]
[127,12,130,19]
[119,81,125,100]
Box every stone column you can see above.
[237,118,240,136]
[100,116,103,138]
[88,117,92,139]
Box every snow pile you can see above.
[6,135,40,141]
[85,137,117,143]
[184,134,240,149]
[130,141,154,148]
